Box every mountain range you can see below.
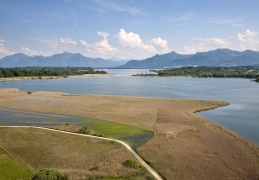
[119,49,259,68]
[0,52,128,68]
[1,49,259,68]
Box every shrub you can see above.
[122,159,141,169]
[27,91,32,94]
[32,168,68,180]
[77,126,90,134]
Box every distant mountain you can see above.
[119,49,259,68]
[2,49,259,68]
[0,52,128,68]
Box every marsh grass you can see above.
[1,89,259,179]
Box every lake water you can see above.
[0,69,258,145]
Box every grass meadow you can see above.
[0,127,152,179]
[0,147,33,180]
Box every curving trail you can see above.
[0,126,163,180]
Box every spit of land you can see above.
[0,88,258,179]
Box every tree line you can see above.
[134,66,259,81]
[0,67,107,78]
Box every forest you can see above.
[0,67,107,78]
[134,66,259,81]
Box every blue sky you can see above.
[0,0,259,59]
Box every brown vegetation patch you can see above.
[47,124,82,133]
[175,129,200,140]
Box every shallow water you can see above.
[0,107,84,126]
[0,69,258,145]
[0,107,153,148]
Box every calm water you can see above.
[0,69,259,145]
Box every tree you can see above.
[32,168,68,180]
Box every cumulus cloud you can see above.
[115,29,170,56]
[147,37,169,52]
[80,32,118,58]
[183,37,230,54]
[35,37,77,52]
[0,39,14,58]
[116,29,156,53]
[237,29,259,50]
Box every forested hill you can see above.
[119,49,259,68]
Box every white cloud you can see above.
[116,29,156,53]
[147,37,169,53]
[183,37,230,54]
[237,29,259,50]
[0,39,14,58]
[97,31,110,40]
[115,29,171,59]
[35,37,77,52]
[20,47,45,56]
[80,32,118,58]
[59,37,77,46]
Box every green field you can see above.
[0,127,152,179]
[76,118,153,148]
[0,147,33,180]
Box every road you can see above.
[0,126,163,180]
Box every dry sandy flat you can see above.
[0,74,113,82]
[0,88,259,179]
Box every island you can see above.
[133,66,259,82]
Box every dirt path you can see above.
[0,126,163,180]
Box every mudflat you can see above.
[0,88,258,179]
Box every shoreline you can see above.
[0,74,114,82]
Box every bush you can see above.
[77,126,90,134]
[122,159,141,169]
[32,168,68,180]
[27,91,32,94]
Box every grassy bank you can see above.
[0,127,151,179]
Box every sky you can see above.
[0,0,259,59]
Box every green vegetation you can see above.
[134,66,259,80]
[0,67,107,78]
[76,119,153,147]
[77,126,91,134]
[0,127,147,179]
[123,159,141,169]
[0,147,33,180]
[32,168,68,180]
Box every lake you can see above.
[0,69,259,145]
